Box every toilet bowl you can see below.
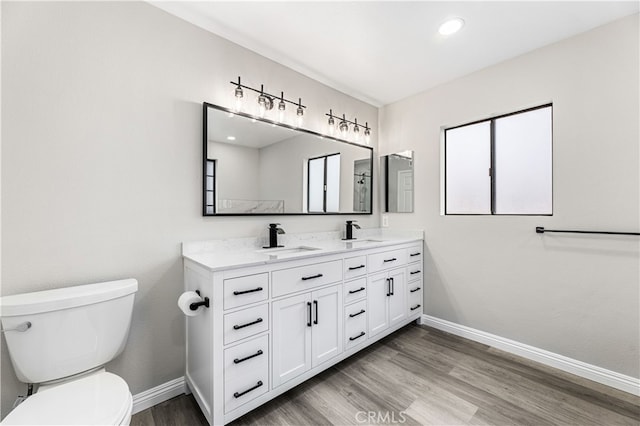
[0,279,138,425]
[2,370,133,425]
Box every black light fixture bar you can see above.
[325,110,370,132]
[230,77,306,109]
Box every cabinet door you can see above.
[388,268,407,327]
[311,284,343,367]
[272,293,312,388]
[367,271,390,338]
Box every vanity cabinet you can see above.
[368,268,407,338]
[272,284,342,388]
[183,237,423,425]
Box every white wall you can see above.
[379,14,639,378]
[0,1,377,418]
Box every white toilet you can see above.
[0,279,138,425]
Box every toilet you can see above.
[0,279,138,425]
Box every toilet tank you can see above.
[0,279,138,384]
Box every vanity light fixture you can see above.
[234,77,243,111]
[230,76,306,124]
[327,109,336,134]
[438,17,465,36]
[326,110,372,144]
[296,98,304,126]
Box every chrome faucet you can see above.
[264,223,285,248]
[343,220,361,240]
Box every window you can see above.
[308,153,340,213]
[445,104,552,215]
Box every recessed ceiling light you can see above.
[227,136,236,141]
[439,18,465,36]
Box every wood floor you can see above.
[131,324,640,425]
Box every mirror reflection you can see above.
[203,103,373,215]
[381,151,414,213]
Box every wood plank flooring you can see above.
[131,324,640,425]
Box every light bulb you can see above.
[278,92,286,122]
[296,98,304,127]
[233,77,243,111]
[353,119,360,141]
[327,110,335,134]
[364,125,371,145]
[258,94,267,117]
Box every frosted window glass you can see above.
[325,155,341,212]
[495,107,552,214]
[308,158,324,212]
[445,122,491,214]
[206,161,214,176]
[206,176,214,191]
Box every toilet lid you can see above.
[2,372,132,425]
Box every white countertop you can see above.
[182,228,423,272]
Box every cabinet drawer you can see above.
[408,285,423,316]
[272,260,342,298]
[224,303,269,345]
[344,277,367,305]
[344,255,367,280]
[345,300,367,350]
[224,273,269,310]
[407,266,423,283]
[224,335,269,413]
[368,249,407,273]
[408,245,423,264]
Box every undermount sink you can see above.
[345,239,384,245]
[257,246,321,257]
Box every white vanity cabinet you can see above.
[183,237,424,425]
[368,267,407,338]
[272,283,342,388]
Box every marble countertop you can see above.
[182,228,423,272]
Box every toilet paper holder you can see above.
[190,290,210,311]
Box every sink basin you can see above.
[345,239,383,245]
[257,246,320,257]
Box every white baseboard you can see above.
[420,315,640,397]
[132,376,186,415]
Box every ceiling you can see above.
[151,1,639,107]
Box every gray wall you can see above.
[379,14,639,378]
[0,1,378,418]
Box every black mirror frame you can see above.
[203,102,374,216]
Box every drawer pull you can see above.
[233,287,263,295]
[233,381,263,398]
[348,287,365,294]
[348,264,365,271]
[383,257,397,263]
[233,318,263,330]
[349,309,366,318]
[410,270,421,275]
[410,304,422,311]
[301,273,323,281]
[386,277,395,297]
[233,349,263,364]
[349,331,366,341]
[410,287,422,293]
[410,252,421,257]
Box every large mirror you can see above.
[380,151,414,213]
[203,103,373,216]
